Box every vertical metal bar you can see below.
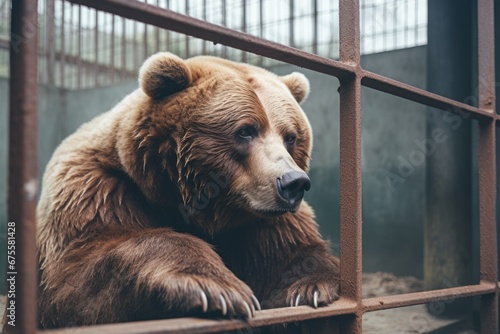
[77,4,81,88]
[383,0,387,50]
[155,0,160,52]
[185,0,189,58]
[222,0,226,58]
[339,0,362,332]
[312,0,318,54]
[339,0,360,64]
[477,0,498,332]
[133,13,138,69]
[41,0,46,84]
[46,0,55,85]
[414,0,418,43]
[111,14,115,84]
[8,0,38,333]
[94,8,99,86]
[60,0,66,88]
[241,0,247,62]
[289,0,294,47]
[258,0,263,66]
[144,0,148,59]
[166,0,170,54]
[202,0,207,54]
[87,6,91,87]
[404,0,409,46]
[121,17,126,78]
[393,0,397,48]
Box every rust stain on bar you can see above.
[338,0,363,333]
[41,299,358,334]
[363,283,497,313]
[362,71,494,121]
[8,0,39,333]
[477,0,499,333]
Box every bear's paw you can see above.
[285,277,340,309]
[165,274,261,319]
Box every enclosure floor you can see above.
[362,272,477,334]
[0,274,478,333]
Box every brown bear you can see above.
[36,52,340,328]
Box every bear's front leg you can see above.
[263,243,340,309]
[39,228,260,327]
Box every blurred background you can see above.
[1,0,499,332]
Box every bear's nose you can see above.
[277,171,311,206]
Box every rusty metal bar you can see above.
[42,299,358,334]
[338,0,362,333]
[362,71,494,122]
[66,0,357,78]
[363,283,496,313]
[7,0,38,333]
[39,284,498,334]
[477,0,498,333]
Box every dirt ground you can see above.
[0,273,478,333]
[362,272,477,334]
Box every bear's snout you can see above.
[277,171,311,207]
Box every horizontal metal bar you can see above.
[363,283,497,313]
[66,0,356,79]
[40,284,498,334]
[362,71,494,121]
[41,299,357,334]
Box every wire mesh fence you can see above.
[0,0,427,89]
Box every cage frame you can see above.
[8,0,498,333]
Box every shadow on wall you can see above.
[0,46,427,293]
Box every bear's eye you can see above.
[237,126,257,140]
[285,134,296,145]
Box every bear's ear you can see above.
[139,52,192,99]
[280,72,310,104]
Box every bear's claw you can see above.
[294,294,301,307]
[243,301,253,318]
[287,280,339,309]
[200,290,208,313]
[219,294,227,316]
[193,284,260,319]
[251,295,261,311]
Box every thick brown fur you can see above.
[36,53,340,329]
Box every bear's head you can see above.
[118,52,313,233]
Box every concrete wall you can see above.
[0,46,427,292]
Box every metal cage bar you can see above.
[8,0,39,333]
[477,1,498,333]
[7,0,499,333]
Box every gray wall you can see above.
[0,46,427,293]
